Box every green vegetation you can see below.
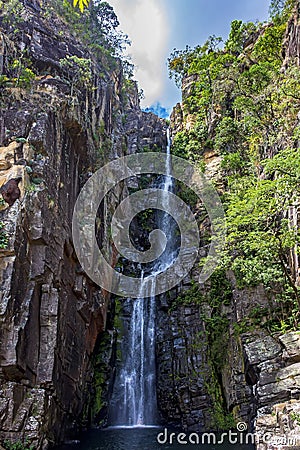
[168,0,300,330]
[3,440,34,450]
[0,221,9,249]
[0,0,26,28]
[136,208,156,233]
[290,411,300,425]
[0,53,36,88]
[25,184,37,193]
[0,1,37,87]
[171,272,234,429]
[205,373,236,430]
[73,0,89,13]
[90,331,112,426]
[60,55,92,93]
[175,180,200,209]
[201,270,232,372]
[55,0,130,60]
[0,0,132,91]
[171,283,204,310]
[9,59,36,87]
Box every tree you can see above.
[269,0,296,21]
[225,20,257,55]
[88,1,128,54]
[169,11,300,330]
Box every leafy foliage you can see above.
[0,222,9,249]
[269,0,296,20]
[169,1,300,329]
[57,0,129,57]
[0,0,25,27]
[4,440,33,450]
[60,55,92,92]
[73,0,89,13]
[225,20,257,54]
[0,46,36,88]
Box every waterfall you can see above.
[109,130,175,427]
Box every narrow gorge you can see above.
[1,1,300,449]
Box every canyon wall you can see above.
[2,1,300,449]
[156,4,300,448]
[0,1,165,447]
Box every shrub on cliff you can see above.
[4,440,34,450]
[168,0,300,330]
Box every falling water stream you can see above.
[55,131,255,449]
[108,273,158,426]
[108,129,174,427]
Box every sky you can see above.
[108,0,271,117]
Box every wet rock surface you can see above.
[156,302,213,432]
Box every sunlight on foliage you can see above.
[73,0,89,13]
[169,0,300,329]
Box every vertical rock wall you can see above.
[0,1,166,447]
[156,301,213,432]
[3,1,300,449]
[162,5,300,446]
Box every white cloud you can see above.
[108,0,170,107]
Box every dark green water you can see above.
[54,427,255,450]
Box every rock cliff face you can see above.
[124,84,166,154]
[2,1,300,449]
[156,301,213,431]
[0,1,166,448]
[162,5,300,446]
[283,0,300,67]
